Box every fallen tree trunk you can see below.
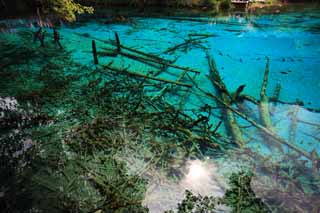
[206,51,245,148]
[259,57,273,129]
[192,82,314,160]
[259,57,283,151]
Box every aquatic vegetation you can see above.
[1,6,320,212]
[0,31,221,212]
[166,172,269,212]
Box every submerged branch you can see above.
[259,57,283,151]
[206,51,245,148]
[195,86,314,160]
[101,64,192,88]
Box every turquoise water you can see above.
[1,7,320,212]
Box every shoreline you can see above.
[0,2,319,22]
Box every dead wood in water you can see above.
[101,64,192,88]
[259,57,283,151]
[92,40,99,64]
[76,32,202,74]
[163,36,208,54]
[151,69,189,101]
[74,32,172,63]
[193,84,315,161]
[99,49,160,69]
[114,32,121,52]
[206,51,245,148]
[259,57,273,129]
[289,106,299,144]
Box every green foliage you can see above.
[43,0,94,22]
[176,190,218,212]
[169,172,270,213]
[30,154,148,212]
[223,172,270,213]
[0,34,147,212]
[219,0,231,10]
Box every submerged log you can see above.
[184,69,314,160]
[259,57,273,129]
[206,51,245,148]
[259,57,283,151]
[193,85,314,160]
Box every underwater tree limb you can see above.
[163,37,207,54]
[239,95,259,105]
[99,47,200,74]
[76,32,201,73]
[195,86,314,160]
[92,40,99,64]
[240,94,320,114]
[115,32,121,52]
[101,65,192,88]
[288,106,299,144]
[99,49,160,69]
[151,69,189,101]
[297,119,320,128]
[185,71,315,160]
[74,32,174,63]
[259,57,273,129]
[206,51,245,148]
[212,121,223,134]
[258,57,283,151]
[272,81,281,101]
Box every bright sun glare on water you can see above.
[186,160,209,182]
